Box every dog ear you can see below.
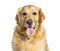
[39,8,45,23]
[15,8,22,25]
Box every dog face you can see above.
[21,5,40,29]
[16,5,45,35]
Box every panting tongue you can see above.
[26,28,34,35]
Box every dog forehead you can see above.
[22,5,39,12]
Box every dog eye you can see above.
[23,12,27,16]
[32,12,36,15]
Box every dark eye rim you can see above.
[23,12,27,16]
[32,12,37,15]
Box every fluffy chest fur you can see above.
[17,39,46,51]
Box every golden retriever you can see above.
[12,5,49,51]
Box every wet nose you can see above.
[26,19,33,25]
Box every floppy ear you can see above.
[15,8,22,25]
[39,8,45,23]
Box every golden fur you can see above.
[12,5,49,51]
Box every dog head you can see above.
[15,5,45,35]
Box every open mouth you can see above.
[26,27,35,35]
[24,21,36,35]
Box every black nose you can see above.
[26,19,33,25]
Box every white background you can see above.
[0,0,60,51]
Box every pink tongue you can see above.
[26,28,33,35]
